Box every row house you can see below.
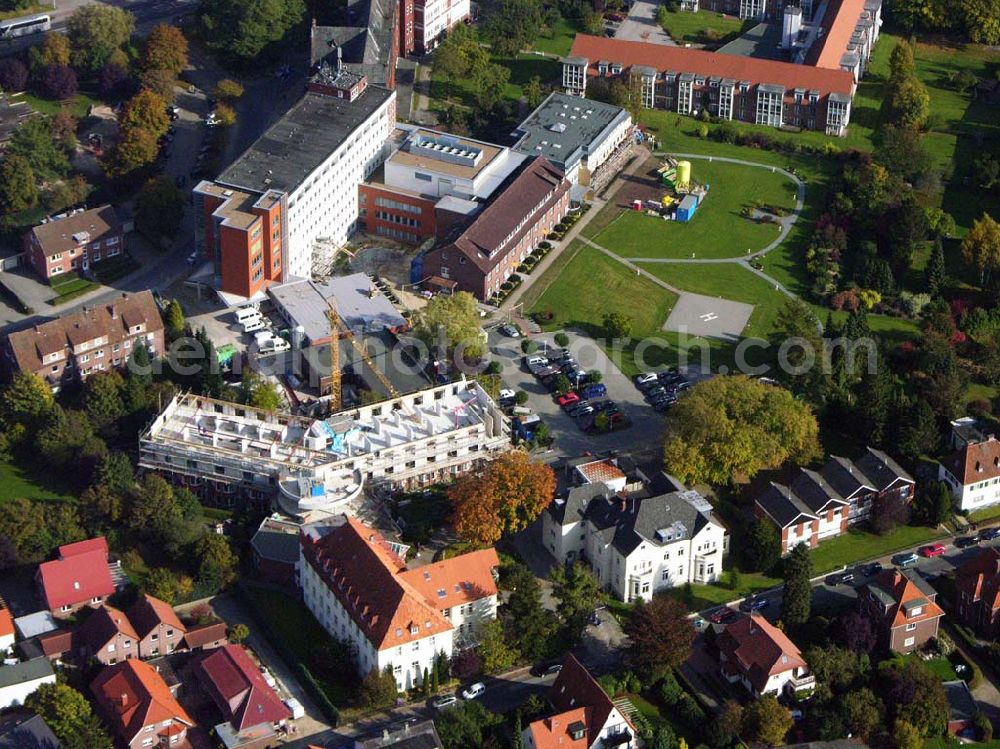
[563,34,856,136]
[754,448,914,553]
[859,569,944,653]
[955,547,1000,637]
[79,596,187,665]
[25,205,124,282]
[299,516,499,690]
[716,614,815,697]
[3,290,164,392]
[543,483,728,602]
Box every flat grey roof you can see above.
[513,92,628,170]
[218,87,393,195]
[0,658,53,688]
[717,22,789,61]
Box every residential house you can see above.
[542,483,728,602]
[31,629,74,663]
[193,644,291,749]
[523,654,637,749]
[0,713,62,749]
[0,658,56,709]
[183,622,228,652]
[716,614,815,697]
[858,569,944,653]
[354,720,443,748]
[78,605,139,666]
[955,547,1000,636]
[299,516,499,690]
[755,448,914,552]
[250,516,301,587]
[128,595,186,659]
[944,679,979,737]
[90,659,196,749]
[938,436,1000,513]
[2,290,164,393]
[25,205,124,281]
[36,537,116,618]
[0,606,13,653]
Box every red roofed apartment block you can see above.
[37,537,116,618]
[193,644,291,746]
[90,659,196,749]
[524,654,637,749]
[716,614,815,697]
[859,569,945,653]
[955,547,1000,637]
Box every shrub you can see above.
[41,64,77,100]
[0,58,28,93]
[521,339,537,354]
[539,241,552,250]
[554,332,569,347]
[517,264,529,273]
[500,281,513,292]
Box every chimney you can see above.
[337,45,342,73]
[119,692,128,706]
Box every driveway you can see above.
[489,329,667,461]
[615,0,676,45]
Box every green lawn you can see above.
[657,8,749,46]
[21,90,103,119]
[49,274,99,306]
[968,504,1000,524]
[430,54,561,110]
[531,17,580,56]
[587,160,798,260]
[913,654,960,682]
[808,524,944,574]
[668,571,782,611]
[0,456,74,503]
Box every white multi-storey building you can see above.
[543,483,728,602]
[299,516,499,690]
[940,436,1000,512]
[138,380,510,518]
[416,0,470,52]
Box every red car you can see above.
[558,392,580,407]
[707,607,737,624]
[919,543,947,557]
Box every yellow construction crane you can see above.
[325,300,399,409]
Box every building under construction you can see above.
[138,379,510,519]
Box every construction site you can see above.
[627,157,710,223]
[138,380,511,520]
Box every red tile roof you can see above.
[79,604,138,652]
[549,655,635,742]
[301,518,455,650]
[716,614,807,693]
[398,548,499,613]
[864,570,945,630]
[183,622,228,649]
[577,460,626,486]
[194,645,291,731]
[0,608,12,640]
[91,659,194,744]
[809,0,868,71]
[37,629,74,659]
[569,34,856,96]
[526,707,590,749]
[128,595,186,640]
[956,547,1000,611]
[38,538,115,611]
[943,437,1000,486]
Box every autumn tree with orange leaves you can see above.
[449,451,555,545]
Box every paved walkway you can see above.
[615,0,677,45]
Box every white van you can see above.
[260,338,290,355]
[234,306,261,325]
[242,318,266,334]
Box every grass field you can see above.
[430,54,560,110]
[21,90,103,119]
[587,160,797,260]
[657,8,749,46]
[531,17,581,56]
[49,272,98,306]
[808,524,944,574]
[0,456,74,503]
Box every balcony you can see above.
[788,671,816,692]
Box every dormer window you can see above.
[910,606,922,617]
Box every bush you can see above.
[539,241,552,250]
[40,64,77,100]
[554,332,569,347]
[517,264,529,273]
[0,58,28,93]
[521,339,537,354]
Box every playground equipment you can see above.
[657,158,692,192]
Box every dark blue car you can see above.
[580,383,607,399]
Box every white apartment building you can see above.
[543,483,728,602]
[138,379,510,518]
[939,436,1000,512]
[417,0,471,52]
[299,516,499,690]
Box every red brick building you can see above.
[25,205,124,282]
[2,290,164,393]
[859,569,944,653]
[78,605,139,665]
[358,183,438,244]
[420,157,570,300]
[955,547,1000,637]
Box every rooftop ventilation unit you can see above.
[548,122,567,133]
[410,133,483,168]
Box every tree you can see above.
[962,0,1000,43]
[98,62,130,99]
[663,375,821,485]
[550,562,602,644]
[195,532,238,589]
[925,238,946,297]
[649,726,677,749]
[215,78,245,102]
[66,4,134,74]
[962,213,1000,288]
[0,154,38,214]
[844,688,883,741]
[524,75,543,109]
[360,665,398,709]
[880,658,949,737]
[839,609,878,654]
[140,68,177,103]
[229,623,250,643]
[94,452,135,495]
[706,700,743,747]
[120,88,170,140]
[0,58,27,92]
[38,32,71,67]
[436,701,502,749]
[40,64,77,100]
[743,694,793,746]
[136,176,185,238]
[413,291,485,359]
[554,332,570,347]
[36,407,107,479]
[782,542,813,628]
[624,596,695,682]
[83,371,125,433]
[883,75,930,130]
[51,110,78,150]
[107,126,159,177]
[553,373,572,396]
[143,23,188,75]
[893,719,922,749]
[144,567,179,603]
[477,618,519,673]
[504,564,557,660]
[26,682,113,749]
[743,517,781,572]
[888,40,916,83]
[215,101,237,127]
[0,371,54,429]
[249,378,282,410]
[772,298,828,403]
[602,311,633,340]
[8,117,69,179]
[448,451,555,545]
[199,0,307,64]
[914,480,952,527]
[163,298,186,341]
[484,0,543,55]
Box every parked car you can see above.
[826,571,855,586]
[739,597,769,613]
[572,405,594,418]
[634,372,658,386]
[893,552,919,568]
[548,349,572,362]
[461,682,486,700]
[919,543,947,557]
[558,392,581,407]
[498,388,516,401]
[432,695,458,711]
[579,383,606,399]
[982,527,1000,541]
[645,387,667,401]
[955,535,981,548]
[530,662,563,677]
[862,561,884,577]
[525,356,549,368]
[565,402,591,417]
[708,607,737,624]
[499,324,520,337]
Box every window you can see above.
[905,623,917,632]
[904,637,915,647]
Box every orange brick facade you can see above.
[358,184,438,244]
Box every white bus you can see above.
[0,14,51,39]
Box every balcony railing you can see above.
[789,672,816,691]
